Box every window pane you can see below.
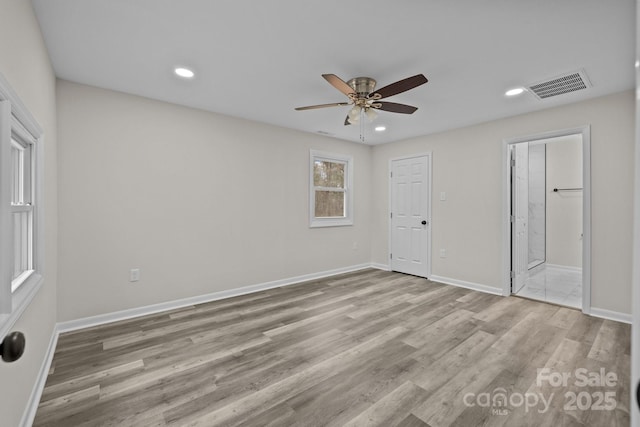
[11,140,24,205]
[23,142,32,204]
[314,160,345,188]
[12,211,32,281]
[315,190,345,217]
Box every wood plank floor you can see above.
[34,269,630,426]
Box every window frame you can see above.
[0,73,44,340]
[10,133,35,292]
[309,150,354,228]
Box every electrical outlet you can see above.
[440,249,447,258]
[130,268,140,282]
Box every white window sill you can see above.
[11,269,35,292]
[0,272,42,340]
[310,218,353,228]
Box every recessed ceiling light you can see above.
[505,87,525,97]
[374,125,386,132]
[174,67,195,78]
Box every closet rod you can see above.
[553,188,582,192]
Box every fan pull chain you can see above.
[360,108,365,142]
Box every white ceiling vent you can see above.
[527,69,591,100]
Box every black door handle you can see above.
[636,381,640,410]
[421,220,427,225]
[1,331,25,362]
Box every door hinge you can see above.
[510,215,514,223]
[390,171,393,178]
[390,253,393,259]
[510,271,515,279]
[511,159,516,167]
[390,212,393,219]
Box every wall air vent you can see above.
[527,69,591,100]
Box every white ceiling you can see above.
[32,0,635,145]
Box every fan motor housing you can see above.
[347,77,376,97]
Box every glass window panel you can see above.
[22,143,32,204]
[13,212,23,280]
[314,190,345,218]
[314,160,345,188]
[12,211,32,283]
[11,140,24,205]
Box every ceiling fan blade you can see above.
[369,74,428,100]
[376,102,418,114]
[295,102,349,111]
[322,74,356,97]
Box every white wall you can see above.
[0,0,58,425]
[371,91,634,315]
[546,135,583,268]
[56,81,372,321]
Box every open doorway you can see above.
[503,127,591,314]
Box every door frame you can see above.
[511,142,530,294]
[631,1,640,420]
[388,152,433,278]
[501,126,591,315]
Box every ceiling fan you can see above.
[295,73,428,125]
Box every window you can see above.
[11,136,34,291]
[309,150,353,227]
[0,73,44,339]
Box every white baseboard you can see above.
[20,324,59,427]
[545,263,583,273]
[57,263,373,333]
[429,275,504,296]
[428,275,631,324]
[590,307,632,324]
[370,262,390,271]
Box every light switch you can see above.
[130,268,140,282]
[440,192,446,201]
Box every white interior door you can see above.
[511,143,529,293]
[390,155,431,277]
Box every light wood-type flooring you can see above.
[34,269,630,426]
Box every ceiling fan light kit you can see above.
[347,106,361,124]
[295,73,428,141]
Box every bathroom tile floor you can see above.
[515,264,582,309]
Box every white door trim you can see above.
[631,2,640,420]
[511,143,529,294]
[502,126,591,315]
[388,152,432,277]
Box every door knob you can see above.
[421,220,427,225]
[1,331,25,362]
